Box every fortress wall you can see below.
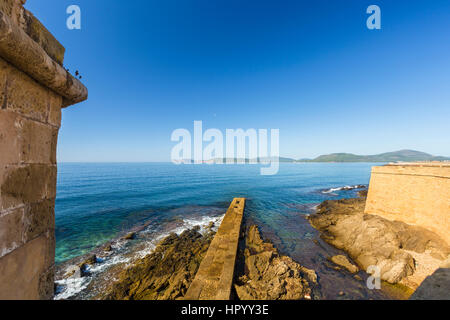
[365,163,450,245]
[0,0,87,299]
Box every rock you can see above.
[234,225,320,300]
[410,258,450,300]
[80,255,97,266]
[104,244,113,252]
[339,291,345,296]
[354,275,362,281]
[330,255,359,274]
[101,228,215,300]
[64,265,82,279]
[358,189,368,198]
[71,255,97,277]
[122,232,136,240]
[207,221,215,230]
[308,198,450,287]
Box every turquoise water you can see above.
[56,162,381,264]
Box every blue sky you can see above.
[26,0,450,162]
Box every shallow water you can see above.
[55,162,389,299]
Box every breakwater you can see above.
[184,198,245,300]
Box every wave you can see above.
[321,185,366,194]
[54,213,224,300]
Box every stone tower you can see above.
[0,0,87,299]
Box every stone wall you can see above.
[0,0,87,299]
[365,163,450,245]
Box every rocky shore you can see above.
[99,226,215,300]
[234,225,321,300]
[308,195,450,294]
[80,223,323,300]
[55,191,448,300]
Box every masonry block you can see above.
[0,164,57,210]
[0,234,51,300]
[1,57,50,123]
[0,207,25,257]
[0,111,58,165]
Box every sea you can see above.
[54,162,392,300]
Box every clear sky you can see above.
[26,0,450,162]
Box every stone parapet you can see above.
[0,1,87,107]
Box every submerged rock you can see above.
[234,225,320,300]
[63,254,98,279]
[79,255,97,266]
[64,265,83,279]
[308,197,450,287]
[122,232,136,240]
[330,255,359,274]
[100,228,215,300]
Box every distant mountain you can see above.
[177,150,449,164]
[298,150,450,163]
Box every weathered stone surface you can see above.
[365,163,450,245]
[0,0,24,26]
[0,0,65,64]
[234,225,320,300]
[0,198,54,258]
[0,164,57,210]
[38,265,55,299]
[23,198,55,241]
[0,207,24,257]
[184,198,245,300]
[0,111,21,164]
[0,57,50,123]
[0,57,63,128]
[309,197,450,286]
[0,111,58,165]
[47,89,62,127]
[0,0,86,300]
[0,234,52,300]
[20,9,65,65]
[102,228,215,300]
[0,55,8,109]
[0,10,87,107]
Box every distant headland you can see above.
[298,150,450,163]
[194,149,450,164]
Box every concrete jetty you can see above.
[184,198,246,300]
